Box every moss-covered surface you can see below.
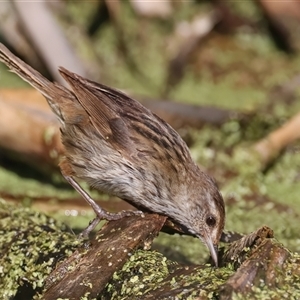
[0,1,299,299]
[232,253,300,300]
[0,199,80,299]
[0,196,299,299]
[102,250,235,299]
[102,248,300,299]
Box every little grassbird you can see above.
[0,43,225,266]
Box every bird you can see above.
[0,43,225,266]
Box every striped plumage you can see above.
[0,43,225,266]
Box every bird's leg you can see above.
[79,217,101,238]
[63,175,144,236]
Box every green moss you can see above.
[0,199,79,299]
[103,249,234,299]
[103,250,172,298]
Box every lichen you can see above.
[0,199,79,299]
[102,250,174,298]
[102,249,234,299]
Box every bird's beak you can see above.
[204,235,219,267]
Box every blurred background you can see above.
[0,0,299,263]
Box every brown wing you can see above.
[59,67,192,167]
[59,67,140,158]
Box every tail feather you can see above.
[0,43,74,120]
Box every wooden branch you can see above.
[1,198,299,299]
[42,214,167,299]
[255,0,300,52]
[0,89,63,172]
[12,1,87,83]
[219,226,290,299]
[222,226,274,267]
[253,111,300,165]
[142,98,240,130]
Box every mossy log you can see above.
[0,199,299,299]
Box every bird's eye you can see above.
[206,216,216,227]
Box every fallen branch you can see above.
[43,213,167,299]
[12,1,87,83]
[1,199,299,299]
[253,111,300,165]
[220,226,291,299]
[0,89,63,172]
